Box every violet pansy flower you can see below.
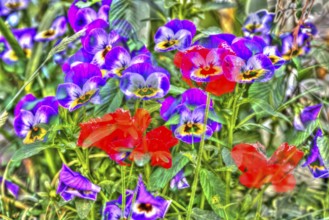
[242,9,275,37]
[0,0,29,16]
[154,19,196,52]
[294,104,322,131]
[83,29,126,67]
[35,16,67,42]
[170,169,189,190]
[104,46,151,78]
[280,32,311,60]
[120,63,170,100]
[302,129,329,178]
[103,176,171,220]
[160,88,221,144]
[57,164,101,201]
[61,48,93,74]
[14,94,58,144]
[56,63,105,112]
[0,177,20,198]
[1,28,36,65]
[68,0,110,32]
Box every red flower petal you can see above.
[205,74,236,96]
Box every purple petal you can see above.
[104,46,131,77]
[14,94,37,116]
[83,28,109,54]
[164,19,196,36]
[56,83,83,111]
[14,110,34,138]
[0,177,20,198]
[300,104,322,125]
[170,170,189,190]
[34,96,59,114]
[160,96,181,121]
[181,88,212,107]
[231,38,263,60]
[33,106,57,125]
[65,63,102,87]
[103,200,122,220]
[72,7,97,32]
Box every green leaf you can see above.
[12,143,52,161]
[200,169,235,219]
[233,131,261,145]
[317,134,329,169]
[202,1,236,11]
[192,208,221,220]
[75,0,101,8]
[169,85,186,95]
[0,111,8,128]
[143,100,161,114]
[108,90,124,113]
[208,110,226,124]
[75,198,94,219]
[165,114,180,126]
[148,153,189,191]
[221,148,237,172]
[245,0,267,13]
[286,120,319,146]
[95,78,122,114]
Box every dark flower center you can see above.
[43,29,56,38]
[199,64,221,76]
[102,45,112,58]
[138,203,153,213]
[6,2,21,9]
[163,40,178,48]
[77,93,92,104]
[183,122,201,133]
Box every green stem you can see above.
[0,18,26,59]
[186,92,211,219]
[121,166,126,219]
[44,149,57,176]
[57,149,67,164]
[255,187,265,220]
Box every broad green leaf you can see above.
[108,90,124,113]
[12,143,52,161]
[286,120,319,146]
[165,114,180,126]
[75,199,94,219]
[246,0,267,13]
[202,1,236,11]
[148,153,189,191]
[143,100,161,114]
[317,134,329,169]
[208,110,226,124]
[192,208,221,220]
[221,148,237,172]
[233,131,261,145]
[200,169,235,219]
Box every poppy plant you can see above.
[231,143,304,192]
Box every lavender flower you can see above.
[57,164,101,201]
[170,170,189,190]
[56,63,105,111]
[0,177,20,198]
[242,9,275,37]
[294,104,322,131]
[14,94,58,144]
[35,16,67,42]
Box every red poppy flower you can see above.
[231,143,304,192]
[77,108,151,164]
[130,126,179,169]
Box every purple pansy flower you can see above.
[223,54,275,83]
[14,94,58,144]
[194,33,236,48]
[170,169,189,190]
[0,0,29,16]
[160,88,221,144]
[302,129,329,178]
[294,104,322,131]
[0,177,20,198]
[120,63,170,100]
[262,45,286,69]
[242,9,275,37]
[83,29,127,67]
[56,63,106,111]
[35,16,67,42]
[1,28,36,65]
[104,46,151,78]
[280,32,311,60]
[154,19,196,52]
[103,176,171,220]
[61,48,93,74]
[68,0,110,32]
[57,164,101,201]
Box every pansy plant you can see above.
[120,63,170,100]
[242,9,275,37]
[35,16,67,42]
[154,19,196,52]
[56,63,105,111]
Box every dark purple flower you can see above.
[61,48,94,74]
[35,16,67,42]
[57,164,101,201]
[194,33,236,48]
[262,45,286,69]
[280,32,311,60]
[14,94,58,144]
[0,0,29,16]
[154,19,196,52]
[160,88,221,144]
[56,63,105,111]
[0,177,20,198]
[294,104,322,131]
[83,29,126,67]
[103,176,171,220]
[242,9,275,37]
[170,169,189,190]
[302,129,329,178]
[104,46,151,78]
[231,38,263,61]
[1,28,36,64]
[120,63,170,100]
[68,1,110,32]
